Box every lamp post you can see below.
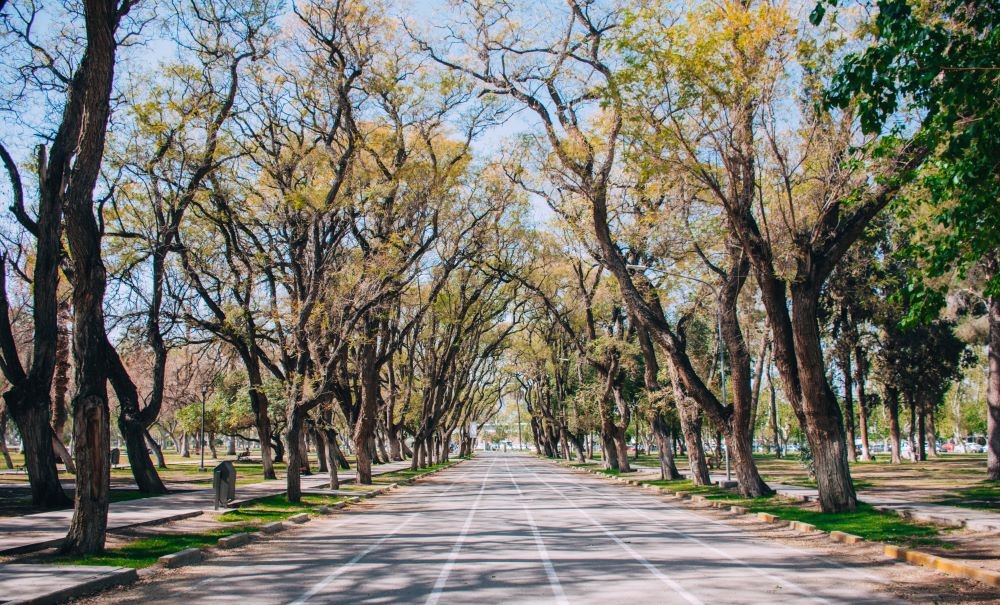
[626,264,731,481]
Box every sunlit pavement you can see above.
[92,453,903,604]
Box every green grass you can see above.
[216,493,344,525]
[641,478,946,548]
[54,526,254,568]
[933,481,1000,511]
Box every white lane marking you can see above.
[288,512,419,605]
[520,464,703,605]
[506,459,569,605]
[526,459,843,605]
[424,456,497,605]
[284,462,477,604]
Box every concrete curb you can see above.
[4,566,138,605]
[158,548,204,569]
[217,532,253,549]
[565,458,1000,589]
[260,521,285,534]
[287,513,310,524]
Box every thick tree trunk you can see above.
[227,435,237,456]
[679,399,711,484]
[244,358,275,480]
[181,431,190,457]
[789,289,857,512]
[6,400,69,507]
[599,418,619,470]
[651,412,681,480]
[387,424,404,461]
[907,391,919,462]
[988,291,999,481]
[352,345,379,485]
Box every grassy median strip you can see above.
[52,493,347,569]
[642,479,947,549]
[53,526,255,568]
[217,493,346,524]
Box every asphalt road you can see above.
[90,453,904,604]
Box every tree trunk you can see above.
[679,399,711,484]
[886,387,902,464]
[376,429,390,465]
[352,344,379,485]
[244,357,275,480]
[227,435,237,456]
[285,408,305,503]
[925,409,939,457]
[907,391,919,462]
[768,366,781,458]
[917,407,927,461]
[6,400,69,507]
[315,429,328,473]
[145,430,166,469]
[839,348,857,463]
[987,291,999,481]
[322,428,340,490]
[789,288,857,512]
[651,412,681,480]
[854,345,872,461]
[119,415,167,493]
[387,424,403,461]
[51,432,76,474]
[181,431,190,457]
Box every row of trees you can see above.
[0,0,996,554]
[418,0,997,514]
[0,0,522,554]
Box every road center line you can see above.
[506,459,569,605]
[424,456,497,605]
[524,463,704,605]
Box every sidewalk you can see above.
[0,460,412,555]
[634,464,1000,532]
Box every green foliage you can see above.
[818,0,1000,318]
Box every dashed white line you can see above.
[288,512,419,605]
[523,458,847,605]
[424,456,497,605]
[506,459,569,605]
[523,464,704,605]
